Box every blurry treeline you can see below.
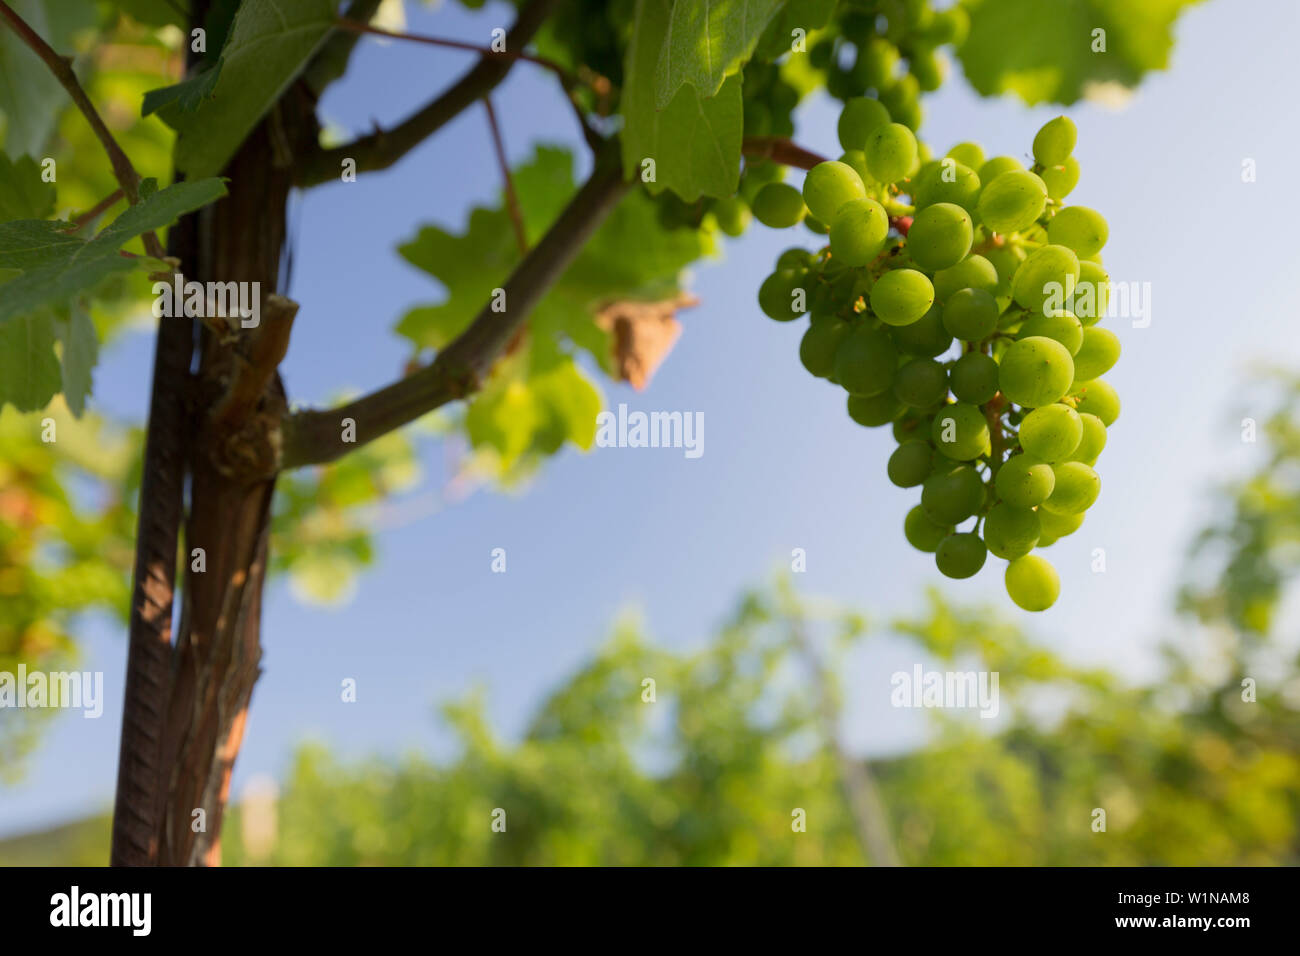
[4,375,1298,866]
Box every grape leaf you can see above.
[141,63,222,117]
[0,177,227,323]
[158,0,337,177]
[654,0,784,107]
[0,0,97,158]
[55,304,97,416]
[957,0,1205,105]
[0,154,56,219]
[0,311,59,411]
[622,0,744,201]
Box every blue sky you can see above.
[3,0,1299,837]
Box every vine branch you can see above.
[280,143,631,469]
[334,16,577,85]
[294,0,561,186]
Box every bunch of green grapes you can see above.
[752,105,1118,612]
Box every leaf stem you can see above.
[483,95,528,256]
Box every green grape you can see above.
[983,502,1041,559]
[870,268,935,326]
[995,453,1055,508]
[935,532,988,579]
[910,46,945,91]
[1047,206,1108,258]
[907,202,974,271]
[977,170,1048,235]
[752,182,806,229]
[859,36,900,90]
[805,214,831,235]
[835,327,899,396]
[800,318,852,379]
[946,142,985,170]
[922,462,984,524]
[713,197,750,236]
[1018,403,1082,462]
[1032,116,1077,168]
[904,504,953,553]
[931,402,990,460]
[1066,412,1107,464]
[1043,461,1100,514]
[942,287,999,341]
[894,357,949,408]
[1073,326,1120,379]
[913,161,981,212]
[838,97,891,151]
[930,6,970,45]
[890,302,953,357]
[948,352,999,404]
[1039,507,1084,539]
[1012,244,1081,313]
[1040,155,1080,201]
[1005,554,1060,611]
[893,412,934,444]
[803,161,867,223]
[879,75,922,130]
[776,247,815,271]
[1018,310,1083,355]
[829,198,890,267]
[848,391,904,427]
[985,244,1026,296]
[888,440,934,487]
[1071,378,1120,425]
[1073,260,1110,324]
[838,150,873,186]
[978,155,1024,183]
[934,254,999,301]
[758,269,808,321]
[865,122,919,184]
[998,336,1075,408]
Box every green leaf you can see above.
[654,0,784,107]
[957,0,1204,105]
[530,355,603,452]
[0,177,227,323]
[162,0,338,177]
[141,63,222,117]
[0,0,97,158]
[622,0,744,201]
[56,304,97,416]
[0,311,59,411]
[0,154,55,219]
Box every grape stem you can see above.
[984,393,1008,476]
